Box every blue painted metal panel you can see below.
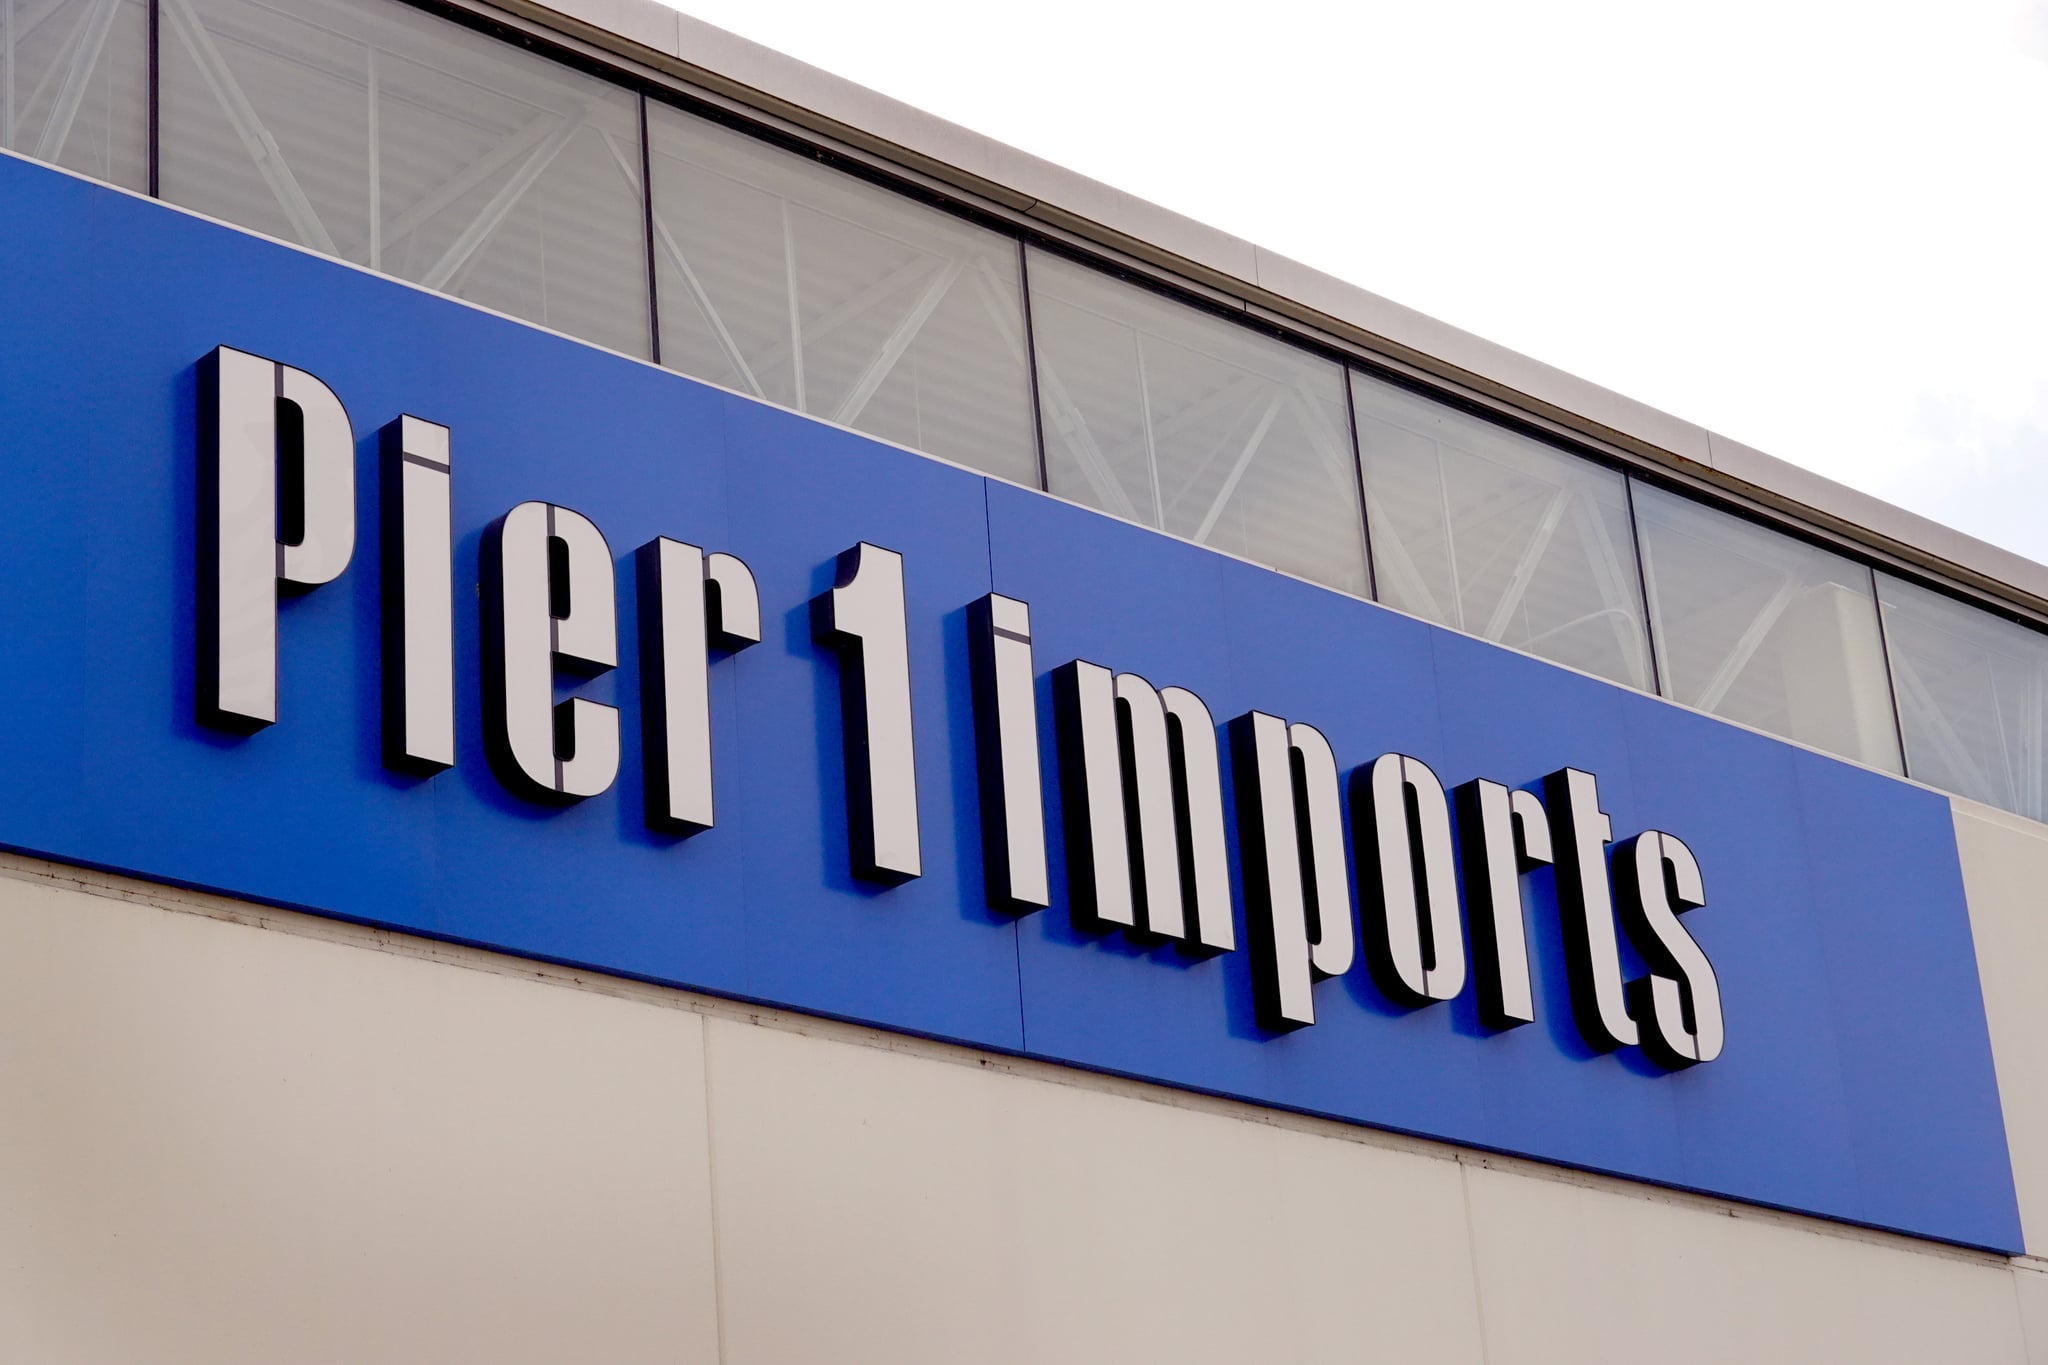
[0,155,2020,1251]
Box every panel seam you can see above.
[1458,1162,1497,1365]
[701,1020,731,1365]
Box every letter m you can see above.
[1052,661,1233,952]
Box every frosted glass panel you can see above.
[0,0,148,190]
[647,103,1037,485]
[1352,372,1651,688]
[159,0,649,357]
[1634,482,1901,770]
[1027,247,1366,595]
[1879,574,2048,819]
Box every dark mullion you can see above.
[1016,243,1051,494]
[146,0,160,197]
[1867,564,1915,779]
[1622,474,1665,698]
[1342,368,1378,603]
[638,91,660,367]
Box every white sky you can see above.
[662,0,2048,562]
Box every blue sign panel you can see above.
[0,155,2020,1251]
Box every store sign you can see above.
[198,344,1725,1068]
[0,152,2020,1252]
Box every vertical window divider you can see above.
[1342,369,1378,603]
[1622,473,1665,697]
[146,0,160,197]
[638,90,659,368]
[1016,241,1051,493]
[366,46,379,269]
[1868,564,1914,778]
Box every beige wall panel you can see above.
[2015,1262,2048,1363]
[0,875,718,1365]
[1465,1162,2026,1364]
[703,1017,1485,1365]
[1956,800,2048,1255]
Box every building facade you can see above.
[4,0,2048,1358]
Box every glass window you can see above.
[1878,574,2048,819]
[1,0,148,190]
[1351,371,1652,688]
[159,0,649,357]
[1633,481,1902,770]
[1027,247,1367,595]
[646,102,1037,485]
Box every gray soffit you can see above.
[481,0,2048,616]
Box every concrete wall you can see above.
[1959,799,2048,1260]
[0,860,720,1362]
[0,846,2043,1362]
